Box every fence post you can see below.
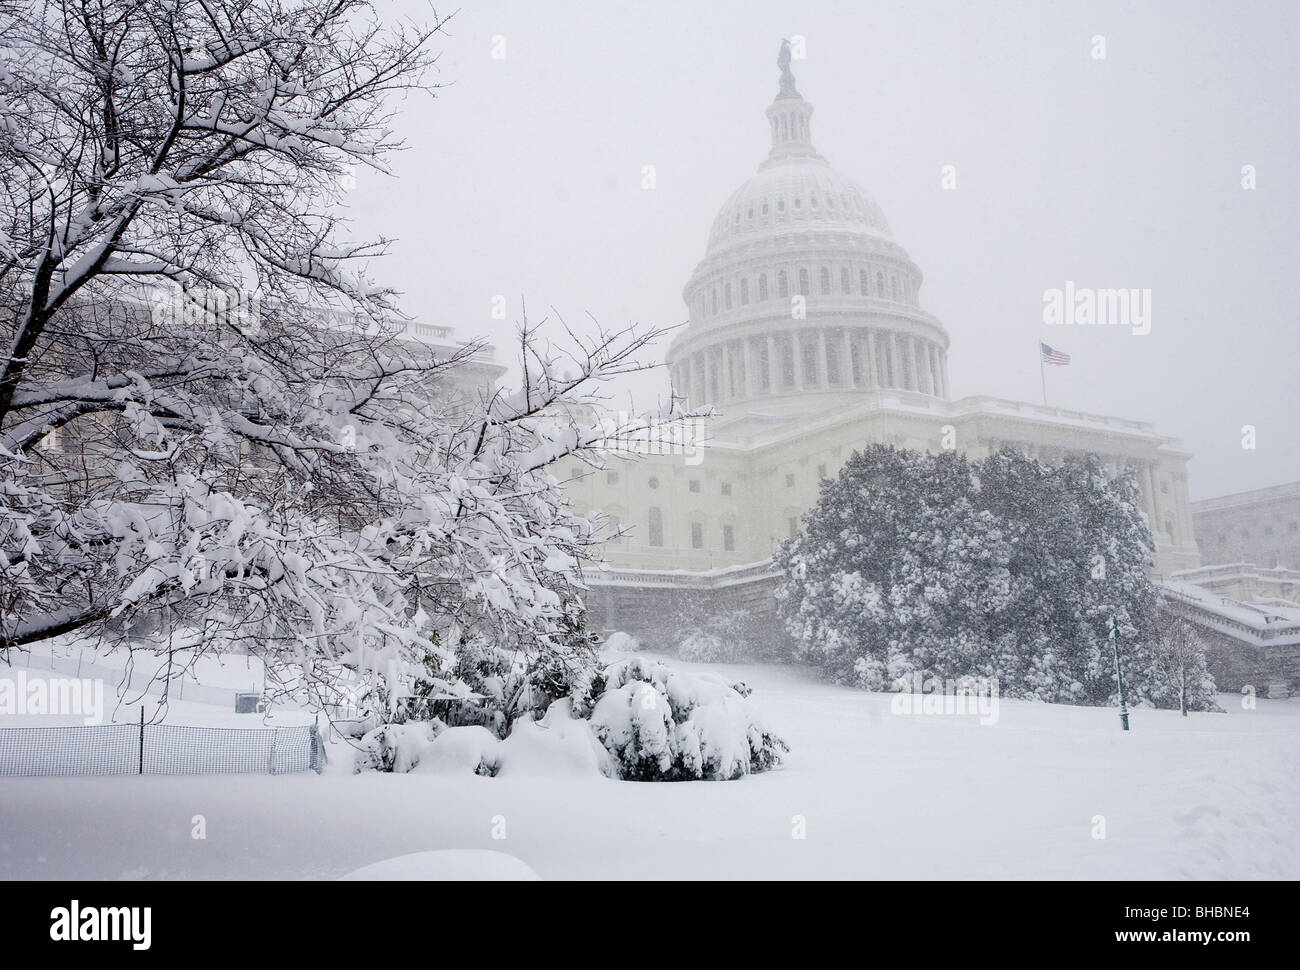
[138,707,144,775]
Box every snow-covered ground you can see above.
[1,652,1296,879]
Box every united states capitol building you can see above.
[563,59,1187,592]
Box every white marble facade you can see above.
[564,59,1201,578]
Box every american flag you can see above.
[1040,341,1071,365]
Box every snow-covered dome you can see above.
[666,43,952,422]
[705,159,893,256]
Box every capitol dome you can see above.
[667,45,951,423]
[705,155,893,255]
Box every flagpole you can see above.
[1038,340,1048,406]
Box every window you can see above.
[876,271,884,296]
[723,525,735,551]
[778,270,789,298]
[777,198,785,213]
[841,267,851,294]
[724,282,732,310]
[758,274,768,301]
[711,287,718,314]
[761,202,769,215]
[860,269,869,295]
[785,472,795,488]
[691,522,703,549]
[1160,481,1169,494]
[793,195,802,210]
[648,508,664,547]
[689,479,700,493]
[820,267,831,295]
[891,276,900,300]
[648,476,659,490]
[810,193,819,209]
[721,482,732,496]
[606,471,619,485]
[799,268,810,295]
[740,278,750,305]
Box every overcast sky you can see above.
[346,0,1299,500]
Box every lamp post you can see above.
[1110,616,1130,731]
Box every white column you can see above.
[765,334,777,392]
[863,329,877,389]
[791,332,804,392]
[1147,463,1164,534]
[817,329,828,388]
[839,329,852,387]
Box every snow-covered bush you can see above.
[577,657,788,781]
[355,721,445,775]
[678,631,729,662]
[603,632,640,654]
[673,607,789,664]
[777,445,1217,711]
[357,657,787,781]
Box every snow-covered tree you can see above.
[0,0,684,720]
[776,445,1207,708]
[1147,609,1217,716]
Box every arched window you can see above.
[724,282,733,310]
[740,278,750,305]
[820,267,831,295]
[860,269,870,295]
[648,507,663,547]
[711,287,718,315]
[841,267,851,294]
[758,274,768,301]
[810,193,818,209]
[799,268,810,296]
[778,270,789,298]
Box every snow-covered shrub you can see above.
[673,607,789,664]
[401,611,600,738]
[578,657,788,781]
[354,655,787,781]
[777,445,1217,711]
[354,721,445,774]
[411,726,501,777]
[603,632,640,654]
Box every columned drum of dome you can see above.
[667,49,951,422]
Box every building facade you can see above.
[565,51,1200,643]
[1192,481,1300,570]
